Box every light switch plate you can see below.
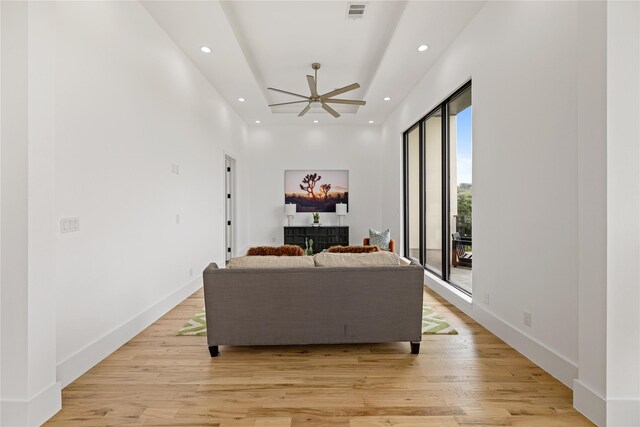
[60,217,80,233]
[481,292,490,305]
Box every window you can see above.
[403,82,472,295]
[424,113,443,275]
[447,87,472,292]
[405,125,422,262]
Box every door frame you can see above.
[224,154,236,263]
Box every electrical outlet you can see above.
[271,237,276,243]
[523,311,532,327]
[60,217,80,233]
[482,292,490,305]
[171,163,180,175]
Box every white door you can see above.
[225,156,234,263]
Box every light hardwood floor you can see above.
[46,287,593,426]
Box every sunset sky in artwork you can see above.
[285,170,348,195]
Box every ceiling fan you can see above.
[267,63,366,118]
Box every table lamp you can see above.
[285,203,296,226]
[335,203,347,226]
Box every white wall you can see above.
[1,2,61,426]
[1,1,31,411]
[245,125,382,249]
[574,1,607,425]
[382,0,584,386]
[606,1,640,425]
[53,1,249,387]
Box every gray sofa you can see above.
[202,258,424,357]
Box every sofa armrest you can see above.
[408,258,423,268]
[204,263,219,274]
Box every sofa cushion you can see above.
[327,245,380,253]
[313,251,400,267]
[247,245,304,256]
[369,228,391,251]
[228,255,315,269]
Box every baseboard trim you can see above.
[574,379,606,426]
[425,274,578,389]
[472,303,578,388]
[57,277,203,388]
[1,381,61,427]
[607,397,640,427]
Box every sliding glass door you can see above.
[424,113,442,275]
[448,86,473,293]
[405,125,422,263]
[403,81,473,295]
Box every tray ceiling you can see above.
[142,1,485,125]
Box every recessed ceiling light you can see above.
[383,97,391,101]
[417,44,429,52]
[369,120,375,124]
[255,120,261,124]
[200,46,212,53]
[313,120,319,123]
[238,97,245,102]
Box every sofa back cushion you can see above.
[246,245,304,256]
[313,251,400,267]
[228,255,315,269]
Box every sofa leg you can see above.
[208,345,220,357]
[410,342,420,355]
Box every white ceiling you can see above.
[142,1,485,126]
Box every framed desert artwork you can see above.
[284,170,349,212]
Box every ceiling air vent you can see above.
[346,3,366,19]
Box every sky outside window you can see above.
[456,106,472,184]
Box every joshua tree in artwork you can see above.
[285,170,348,212]
[320,183,331,199]
[300,173,321,198]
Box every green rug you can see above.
[177,309,207,336]
[421,304,458,334]
[177,303,457,336]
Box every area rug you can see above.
[177,303,457,336]
[421,303,458,334]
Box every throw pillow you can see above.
[246,245,304,256]
[369,228,391,251]
[327,245,380,253]
[277,245,305,256]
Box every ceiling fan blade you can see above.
[298,104,311,117]
[321,102,340,118]
[323,99,366,106]
[267,87,310,100]
[268,100,310,107]
[306,75,318,97]
[320,83,360,99]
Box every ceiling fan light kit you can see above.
[267,63,366,118]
